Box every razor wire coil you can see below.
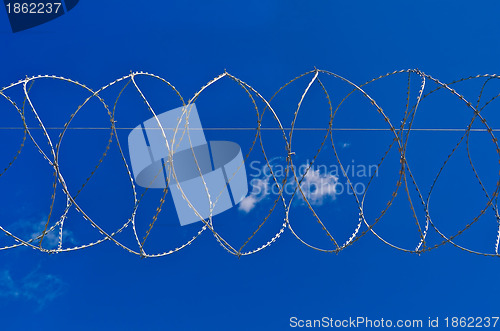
[0,68,499,258]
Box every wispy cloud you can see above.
[9,214,76,248]
[0,270,18,298]
[0,267,67,309]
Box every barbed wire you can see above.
[0,68,499,258]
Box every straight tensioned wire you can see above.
[0,69,500,258]
[1,127,500,131]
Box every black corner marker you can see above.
[4,0,79,33]
[64,0,78,12]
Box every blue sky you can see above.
[1,1,500,330]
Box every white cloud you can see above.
[297,169,338,205]
[238,196,258,213]
[238,160,339,213]
[239,177,270,213]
